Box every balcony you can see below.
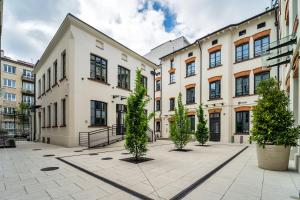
[261,34,297,68]
[21,88,34,95]
[22,74,34,82]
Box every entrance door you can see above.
[38,112,41,141]
[209,113,220,141]
[116,104,126,135]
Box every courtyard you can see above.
[0,141,299,200]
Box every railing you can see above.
[22,74,34,82]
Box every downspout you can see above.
[274,4,280,84]
[196,40,203,105]
[151,69,156,140]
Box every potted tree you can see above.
[251,78,300,171]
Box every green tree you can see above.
[125,69,153,160]
[170,93,192,150]
[195,104,209,145]
[251,78,300,147]
[17,102,30,133]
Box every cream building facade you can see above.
[34,14,157,147]
[156,9,277,144]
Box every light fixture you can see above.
[113,95,119,99]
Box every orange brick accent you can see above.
[234,106,252,112]
[252,29,271,40]
[185,83,196,89]
[253,67,271,74]
[155,97,161,100]
[155,77,161,81]
[234,37,250,46]
[187,111,196,116]
[208,76,222,83]
[208,108,222,113]
[185,56,196,63]
[293,15,299,34]
[168,68,176,73]
[285,75,290,87]
[208,45,222,53]
[234,70,251,78]
[155,118,161,121]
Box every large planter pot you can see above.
[256,144,290,171]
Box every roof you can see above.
[160,8,276,60]
[35,13,158,72]
[1,56,34,68]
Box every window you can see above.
[141,75,147,90]
[209,80,221,100]
[236,111,249,134]
[169,98,175,111]
[257,22,266,29]
[53,60,58,85]
[42,74,45,94]
[254,36,270,57]
[188,52,193,57]
[23,95,34,105]
[47,68,51,90]
[156,121,161,132]
[4,93,16,101]
[169,72,175,84]
[236,76,249,96]
[90,54,107,82]
[188,115,195,131]
[118,66,130,90]
[156,80,161,91]
[23,69,33,78]
[3,64,16,74]
[235,43,249,62]
[239,30,246,36]
[170,59,174,68]
[3,79,16,88]
[61,50,66,79]
[23,82,34,92]
[48,105,51,127]
[212,39,218,45]
[53,102,58,127]
[61,98,66,126]
[186,61,195,77]
[254,72,270,93]
[91,100,107,126]
[96,40,104,49]
[156,100,161,111]
[186,87,195,104]
[209,50,221,68]
[38,79,41,96]
[42,108,45,127]
[4,107,15,114]
[2,122,15,130]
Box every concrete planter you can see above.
[256,144,290,171]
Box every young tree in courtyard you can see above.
[170,93,192,150]
[125,69,153,160]
[195,104,209,145]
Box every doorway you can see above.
[116,104,126,135]
[209,112,221,141]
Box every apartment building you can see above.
[0,51,34,132]
[34,14,157,147]
[156,9,277,143]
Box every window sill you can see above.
[185,102,196,105]
[45,126,51,128]
[234,132,250,135]
[185,74,196,78]
[52,125,58,128]
[88,125,108,128]
[59,77,67,82]
[155,90,161,92]
[233,94,255,98]
[208,98,223,101]
[116,86,132,92]
[52,83,59,88]
[169,110,175,112]
[87,78,110,86]
[60,125,67,127]
[169,82,176,85]
[233,57,260,64]
[207,64,222,70]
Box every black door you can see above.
[116,104,126,135]
[209,113,220,141]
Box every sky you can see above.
[2,0,272,64]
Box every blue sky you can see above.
[2,0,271,63]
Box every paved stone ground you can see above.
[0,141,299,200]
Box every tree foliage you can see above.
[251,78,300,147]
[170,93,192,149]
[125,69,153,160]
[195,104,209,145]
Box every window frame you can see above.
[118,65,130,90]
[235,76,249,97]
[186,87,195,104]
[61,50,66,79]
[235,111,250,134]
[61,98,66,126]
[254,35,270,57]
[235,43,249,62]
[90,54,108,83]
[254,71,270,94]
[169,98,175,111]
[209,80,221,100]
[53,60,58,85]
[156,121,161,132]
[188,115,196,131]
[90,100,107,126]
[156,100,161,111]
[209,50,221,68]
[169,72,175,84]
[186,61,195,77]
[156,80,161,91]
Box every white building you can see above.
[34,14,157,147]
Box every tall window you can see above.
[254,72,270,93]
[53,60,58,85]
[209,80,221,100]
[236,76,249,96]
[42,74,45,94]
[186,61,195,77]
[156,80,161,91]
[90,54,107,82]
[23,69,32,78]
[156,100,161,111]
[186,87,195,104]
[156,121,161,132]
[236,111,249,134]
[209,50,221,68]
[61,50,66,79]
[38,79,41,96]
[169,98,175,111]
[141,75,147,89]
[91,100,107,126]
[3,64,16,74]
[118,66,130,90]
[235,43,249,62]
[169,72,175,84]
[47,68,51,90]
[22,95,34,105]
[4,93,16,101]
[42,108,46,127]
[254,36,269,57]
[188,115,195,131]
[61,98,66,126]
[48,105,51,127]
[53,102,58,127]
[3,79,16,88]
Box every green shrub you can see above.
[195,104,209,145]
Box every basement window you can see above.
[257,22,266,29]
[212,39,218,45]
[239,30,246,36]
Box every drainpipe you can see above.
[151,69,156,139]
[274,3,280,84]
[196,40,203,105]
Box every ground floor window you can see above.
[156,121,161,132]
[188,115,195,131]
[236,111,249,134]
[91,100,107,126]
[61,98,66,126]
